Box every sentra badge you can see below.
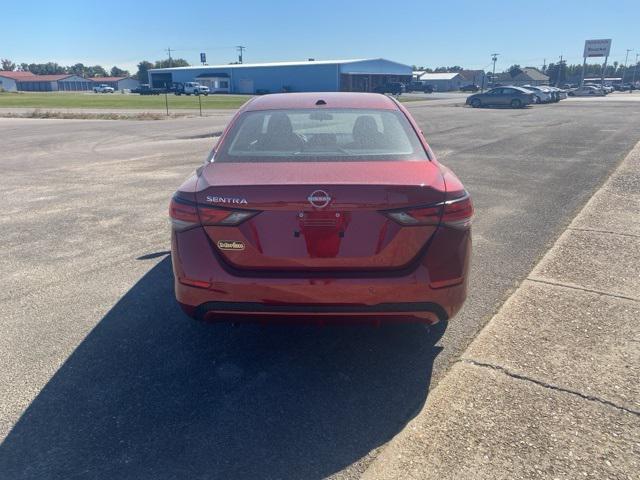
[217,240,245,251]
[206,195,248,205]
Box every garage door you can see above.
[237,79,254,94]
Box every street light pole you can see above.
[632,53,639,87]
[491,53,499,87]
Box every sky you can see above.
[2,0,638,74]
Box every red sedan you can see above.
[170,92,472,325]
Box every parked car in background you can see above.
[466,86,535,108]
[373,82,406,95]
[131,84,162,95]
[601,84,615,93]
[170,92,473,325]
[522,85,553,103]
[547,86,567,100]
[174,82,210,96]
[93,84,114,93]
[460,84,480,92]
[615,83,634,91]
[540,86,561,102]
[404,81,433,93]
[568,86,606,97]
[584,84,608,94]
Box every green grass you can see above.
[0,91,251,110]
[396,96,430,103]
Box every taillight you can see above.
[169,194,259,231]
[383,191,473,229]
[442,192,473,229]
[198,205,258,226]
[385,205,442,226]
[169,196,199,231]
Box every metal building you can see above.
[90,76,140,91]
[412,72,466,92]
[148,58,412,94]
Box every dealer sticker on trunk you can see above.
[217,240,245,251]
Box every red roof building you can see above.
[0,71,139,92]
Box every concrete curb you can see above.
[361,140,640,479]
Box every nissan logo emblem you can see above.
[308,190,331,208]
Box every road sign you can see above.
[584,39,612,58]
[200,52,206,64]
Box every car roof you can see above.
[494,86,531,93]
[241,92,400,112]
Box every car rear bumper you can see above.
[172,226,470,325]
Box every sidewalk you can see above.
[362,141,640,479]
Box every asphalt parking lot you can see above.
[1,97,640,479]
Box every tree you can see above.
[67,63,86,76]
[24,62,66,74]
[431,66,463,73]
[135,60,154,82]
[1,58,16,71]
[86,65,108,77]
[110,66,130,77]
[508,64,522,78]
[154,58,189,69]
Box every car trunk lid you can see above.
[195,161,445,272]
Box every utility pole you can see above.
[542,58,546,72]
[580,56,587,87]
[491,53,499,87]
[236,46,245,64]
[600,53,608,88]
[556,55,564,87]
[623,49,632,83]
[165,47,173,68]
[632,53,639,87]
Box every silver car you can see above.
[568,86,606,97]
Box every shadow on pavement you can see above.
[0,257,446,479]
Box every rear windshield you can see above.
[214,108,428,163]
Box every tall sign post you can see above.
[200,53,206,65]
[581,39,612,86]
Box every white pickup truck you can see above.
[174,82,209,96]
[93,84,115,93]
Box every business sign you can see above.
[583,39,612,58]
[200,52,206,63]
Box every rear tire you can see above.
[511,99,522,108]
[470,98,481,108]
